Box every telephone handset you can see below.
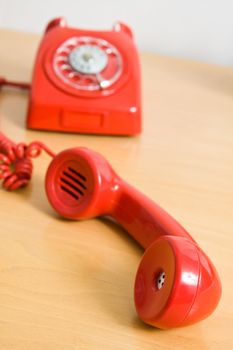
[27,17,141,135]
[45,147,221,329]
[0,132,222,329]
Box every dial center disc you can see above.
[69,45,108,74]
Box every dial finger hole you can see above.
[66,44,76,50]
[82,77,96,84]
[68,73,81,81]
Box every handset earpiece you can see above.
[45,147,221,329]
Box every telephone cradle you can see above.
[26,17,141,135]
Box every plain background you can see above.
[0,0,233,66]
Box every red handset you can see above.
[45,147,222,329]
[0,134,222,328]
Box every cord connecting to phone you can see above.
[0,76,30,90]
[0,77,53,190]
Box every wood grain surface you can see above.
[0,29,232,350]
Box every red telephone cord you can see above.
[0,77,30,90]
[0,77,55,190]
[0,132,55,190]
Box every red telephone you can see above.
[0,132,222,329]
[26,17,141,135]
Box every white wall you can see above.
[0,0,232,66]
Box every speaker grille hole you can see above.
[61,185,79,200]
[60,167,87,200]
[156,271,165,290]
[68,167,86,182]
[60,177,84,195]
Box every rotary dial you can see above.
[53,36,123,91]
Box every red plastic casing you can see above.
[26,17,141,135]
[45,148,222,329]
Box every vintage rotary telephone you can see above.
[0,17,141,136]
[0,132,222,329]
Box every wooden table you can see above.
[0,29,232,350]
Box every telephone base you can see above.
[26,17,141,136]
